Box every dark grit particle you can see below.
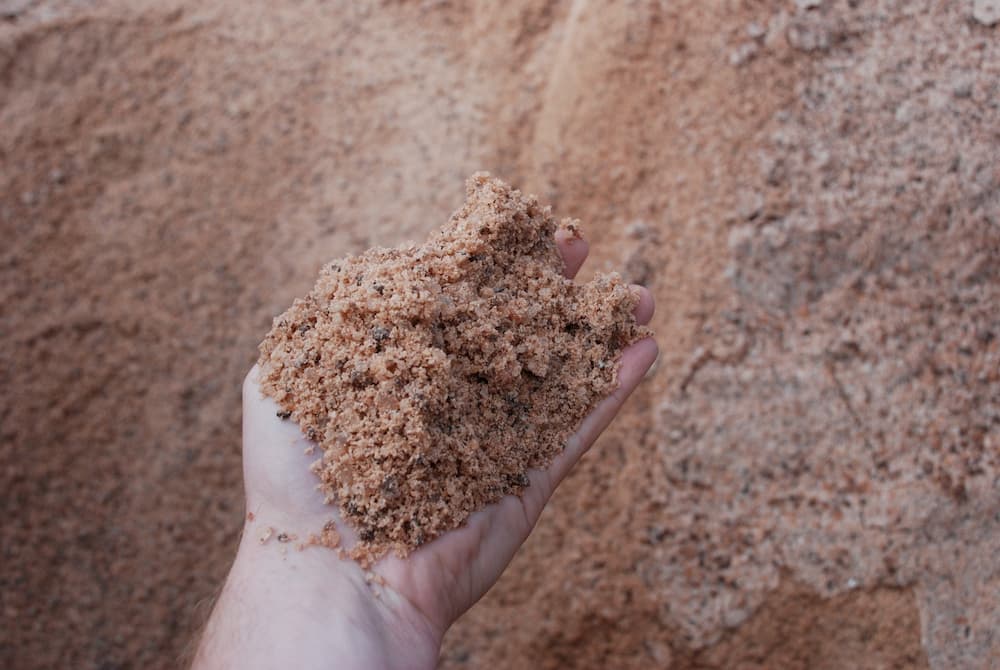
[257,174,651,563]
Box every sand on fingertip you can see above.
[257,174,651,563]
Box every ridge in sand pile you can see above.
[258,173,651,562]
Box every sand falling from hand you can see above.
[257,174,651,563]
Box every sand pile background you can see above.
[2,1,998,668]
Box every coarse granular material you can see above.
[257,174,651,562]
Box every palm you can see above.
[241,236,656,638]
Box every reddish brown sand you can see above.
[5,1,1000,669]
[258,174,648,561]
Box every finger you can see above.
[555,229,589,280]
[545,337,659,486]
[632,285,654,325]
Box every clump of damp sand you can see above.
[258,174,651,563]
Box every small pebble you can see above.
[973,0,1000,26]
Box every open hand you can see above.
[194,233,657,669]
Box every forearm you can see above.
[193,529,441,670]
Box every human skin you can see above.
[193,233,658,670]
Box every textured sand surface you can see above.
[2,1,997,668]
[258,174,647,561]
